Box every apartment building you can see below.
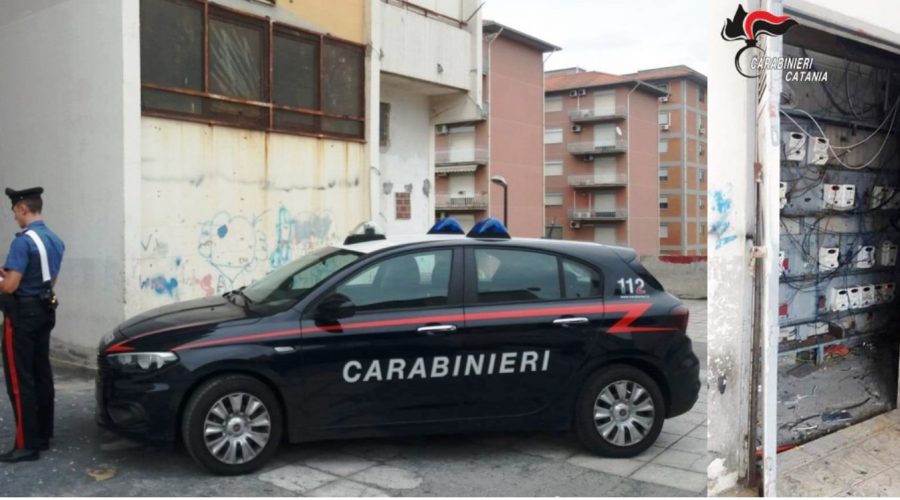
[433,21,558,237]
[543,69,666,256]
[543,65,707,256]
[640,66,708,256]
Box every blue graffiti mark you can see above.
[709,186,738,249]
[269,206,334,270]
[269,206,293,269]
[198,211,268,289]
[175,257,182,267]
[140,275,179,297]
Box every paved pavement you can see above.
[0,300,707,496]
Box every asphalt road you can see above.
[0,300,707,496]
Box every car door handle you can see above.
[553,316,589,326]
[417,324,457,334]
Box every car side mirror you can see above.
[316,293,356,320]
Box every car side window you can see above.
[474,248,561,303]
[335,249,453,312]
[562,259,603,299]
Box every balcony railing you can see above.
[567,140,628,156]
[569,106,627,123]
[435,147,489,165]
[568,208,628,221]
[568,174,627,187]
[435,193,489,210]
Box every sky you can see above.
[482,0,709,76]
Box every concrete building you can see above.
[640,67,708,256]
[433,21,558,237]
[374,0,484,236]
[543,69,666,256]
[0,0,482,365]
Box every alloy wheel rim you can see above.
[203,392,271,464]
[593,380,655,447]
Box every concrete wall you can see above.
[0,0,140,362]
[488,34,545,238]
[378,83,435,234]
[136,118,369,312]
[640,256,707,299]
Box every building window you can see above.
[545,96,563,112]
[545,225,563,239]
[699,168,706,183]
[544,192,563,206]
[544,128,563,144]
[699,87,706,102]
[659,139,668,153]
[659,166,669,181]
[140,0,365,139]
[658,112,670,126]
[544,160,563,176]
[379,102,390,146]
[699,145,705,156]
[395,192,411,220]
[699,196,706,210]
[659,196,669,209]
[657,82,669,93]
[660,224,669,238]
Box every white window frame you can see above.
[659,196,669,209]
[658,111,670,125]
[544,128,563,144]
[659,139,668,153]
[544,95,563,112]
[659,166,669,181]
[544,160,563,176]
[544,192,564,206]
[659,224,669,238]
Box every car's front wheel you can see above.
[182,375,283,475]
[575,365,665,458]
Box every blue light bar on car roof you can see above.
[466,217,510,239]
[428,217,465,235]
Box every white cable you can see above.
[780,98,899,170]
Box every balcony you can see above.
[567,140,628,157]
[568,174,627,188]
[435,193,488,210]
[435,147,489,166]
[568,208,628,221]
[569,106,627,124]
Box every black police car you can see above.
[96,218,699,475]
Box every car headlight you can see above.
[107,352,178,372]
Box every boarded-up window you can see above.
[139,0,365,139]
[379,102,390,146]
[396,192,411,220]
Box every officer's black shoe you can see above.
[0,448,40,462]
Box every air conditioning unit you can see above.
[569,221,581,229]
[583,155,594,162]
[660,95,669,102]
[571,124,582,133]
[436,124,449,135]
[579,89,587,96]
[569,90,579,97]
[661,124,670,131]
[698,127,706,135]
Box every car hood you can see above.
[116,296,252,339]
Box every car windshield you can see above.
[240,246,361,311]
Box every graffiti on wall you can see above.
[709,184,738,249]
[139,206,336,304]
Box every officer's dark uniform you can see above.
[0,187,64,459]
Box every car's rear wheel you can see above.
[182,375,283,475]
[575,365,665,458]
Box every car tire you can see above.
[575,365,665,458]
[182,375,283,475]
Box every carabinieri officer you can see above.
[0,187,64,462]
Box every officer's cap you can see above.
[5,187,43,208]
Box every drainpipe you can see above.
[485,27,502,223]
[625,82,641,249]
